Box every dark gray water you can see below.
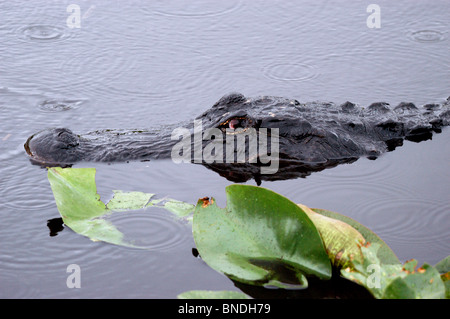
[0,0,449,298]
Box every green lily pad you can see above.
[47,167,194,247]
[192,185,332,288]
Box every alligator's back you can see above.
[319,99,450,143]
[263,97,450,162]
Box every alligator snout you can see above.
[24,128,82,165]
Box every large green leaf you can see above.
[311,208,400,265]
[192,185,332,288]
[47,167,194,247]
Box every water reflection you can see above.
[47,217,64,237]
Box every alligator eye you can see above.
[228,119,240,129]
[219,117,252,133]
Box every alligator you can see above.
[25,93,450,183]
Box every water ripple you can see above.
[18,25,72,42]
[0,272,42,298]
[56,50,137,93]
[37,98,87,113]
[106,206,191,251]
[252,0,327,26]
[314,157,394,182]
[360,198,450,247]
[141,0,242,18]
[405,20,447,43]
[0,162,55,211]
[262,61,319,82]
[408,30,446,43]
